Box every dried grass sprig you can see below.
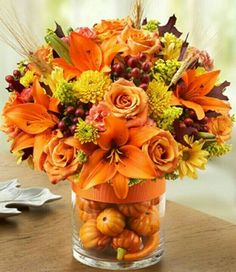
[131,0,144,29]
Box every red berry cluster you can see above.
[111,53,151,91]
[5,70,25,93]
[57,101,91,137]
[176,110,209,137]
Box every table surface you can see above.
[0,153,236,272]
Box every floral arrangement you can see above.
[1,13,233,200]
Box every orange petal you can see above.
[98,115,129,150]
[32,79,50,108]
[64,137,96,155]
[193,96,231,115]
[101,35,127,67]
[78,149,116,189]
[4,103,56,134]
[11,132,34,153]
[128,126,159,147]
[33,130,52,170]
[171,93,182,106]
[117,145,157,179]
[70,32,102,72]
[126,105,148,128]
[112,172,129,199]
[180,99,205,120]
[53,58,81,80]
[188,70,220,98]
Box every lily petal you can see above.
[53,58,81,80]
[128,126,159,147]
[64,137,96,155]
[117,145,157,178]
[101,35,127,67]
[112,172,129,199]
[180,99,205,120]
[188,70,220,97]
[193,96,231,115]
[78,149,116,189]
[70,32,102,72]
[4,103,56,134]
[98,115,129,150]
[11,132,34,153]
[32,79,50,108]
[33,130,52,170]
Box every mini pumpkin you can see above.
[128,206,160,236]
[96,208,125,237]
[118,201,151,217]
[79,219,111,249]
[77,197,108,212]
[112,229,142,260]
[79,209,100,222]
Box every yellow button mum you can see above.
[73,70,112,104]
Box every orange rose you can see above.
[119,25,161,56]
[43,135,82,184]
[105,79,148,127]
[142,129,179,177]
[207,115,232,143]
[93,17,132,41]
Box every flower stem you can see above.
[117,248,127,261]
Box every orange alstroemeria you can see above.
[3,79,59,170]
[172,70,231,120]
[77,116,157,199]
[53,32,127,80]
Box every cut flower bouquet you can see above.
[1,1,234,270]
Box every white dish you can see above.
[0,179,61,218]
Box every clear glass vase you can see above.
[72,190,166,270]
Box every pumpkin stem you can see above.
[117,247,127,261]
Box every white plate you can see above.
[0,179,61,218]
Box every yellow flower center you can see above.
[107,148,123,164]
[182,151,190,161]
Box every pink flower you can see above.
[18,88,33,103]
[86,102,110,131]
[75,27,97,39]
[144,118,156,127]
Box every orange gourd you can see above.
[77,197,108,212]
[124,232,160,261]
[128,206,160,236]
[79,219,111,249]
[118,201,151,217]
[79,209,99,222]
[96,208,125,237]
[112,229,142,260]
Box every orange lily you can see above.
[172,70,231,120]
[77,115,157,199]
[3,79,59,170]
[53,32,127,80]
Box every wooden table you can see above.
[0,153,236,272]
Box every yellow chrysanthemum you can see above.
[75,119,98,144]
[161,33,183,60]
[54,80,77,106]
[147,80,171,119]
[178,136,209,179]
[73,71,112,103]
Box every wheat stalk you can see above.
[131,0,144,29]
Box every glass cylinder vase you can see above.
[72,179,166,270]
